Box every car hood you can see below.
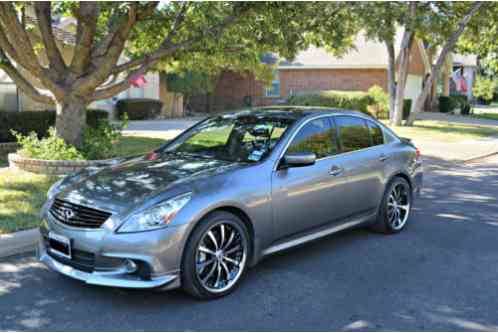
[57,154,241,212]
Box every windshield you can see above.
[163,113,295,163]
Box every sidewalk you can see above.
[414,136,498,162]
[417,111,498,127]
[122,118,201,139]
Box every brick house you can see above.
[190,31,432,113]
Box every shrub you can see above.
[81,115,128,160]
[438,96,457,113]
[86,109,109,128]
[0,109,108,143]
[367,85,389,119]
[287,90,375,115]
[403,99,412,120]
[473,76,497,103]
[0,110,55,143]
[116,98,163,120]
[12,127,84,160]
[449,95,472,115]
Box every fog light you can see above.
[124,259,137,273]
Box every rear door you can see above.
[271,117,349,239]
[333,116,386,217]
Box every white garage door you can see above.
[405,74,423,101]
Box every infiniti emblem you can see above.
[61,208,75,221]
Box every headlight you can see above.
[47,179,64,199]
[117,193,192,233]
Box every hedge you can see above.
[0,109,108,143]
[115,98,163,120]
[439,95,471,115]
[286,90,416,121]
[403,99,412,120]
[287,90,375,114]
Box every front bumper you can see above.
[38,237,180,289]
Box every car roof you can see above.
[249,106,370,120]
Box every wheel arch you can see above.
[389,172,413,192]
[182,204,258,267]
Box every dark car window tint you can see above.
[287,118,339,158]
[336,116,371,153]
[368,121,384,146]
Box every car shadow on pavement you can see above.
[2,155,498,331]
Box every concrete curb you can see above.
[0,228,39,259]
[463,151,498,164]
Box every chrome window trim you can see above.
[273,113,395,171]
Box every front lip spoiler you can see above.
[39,251,178,289]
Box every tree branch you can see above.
[90,63,151,101]
[111,5,251,75]
[70,2,98,75]
[34,2,66,72]
[76,4,140,93]
[0,50,54,105]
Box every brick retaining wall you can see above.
[8,153,114,175]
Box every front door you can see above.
[271,117,350,240]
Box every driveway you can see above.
[2,156,498,331]
[123,118,202,139]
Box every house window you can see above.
[265,71,280,97]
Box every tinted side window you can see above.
[287,118,339,158]
[367,121,384,146]
[336,116,371,153]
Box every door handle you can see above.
[329,166,344,176]
[379,154,390,162]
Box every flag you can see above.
[451,70,467,93]
[129,74,147,88]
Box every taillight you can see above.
[415,147,421,160]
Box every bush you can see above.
[439,96,456,113]
[12,127,84,160]
[403,99,412,120]
[473,76,497,103]
[0,109,108,143]
[287,90,375,115]
[366,85,389,119]
[82,115,128,160]
[115,98,163,120]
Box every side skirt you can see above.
[261,212,375,257]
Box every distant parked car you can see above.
[39,107,423,299]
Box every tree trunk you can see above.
[385,39,396,120]
[405,1,483,126]
[55,96,87,148]
[391,31,414,126]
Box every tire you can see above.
[182,211,250,300]
[370,177,412,234]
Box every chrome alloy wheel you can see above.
[387,183,411,230]
[195,221,248,293]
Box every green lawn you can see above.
[0,169,58,234]
[472,113,498,121]
[0,135,167,234]
[114,135,166,157]
[383,120,498,142]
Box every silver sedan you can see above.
[39,107,423,299]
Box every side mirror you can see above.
[282,152,316,168]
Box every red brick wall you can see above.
[279,68,388,97]
[189,43,426,113]
[189,71,281,112]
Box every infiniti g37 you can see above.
[39,107,423,299]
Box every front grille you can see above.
[44,237,95,273]
[50,199,112,229]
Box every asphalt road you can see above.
[2,156,498,331]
